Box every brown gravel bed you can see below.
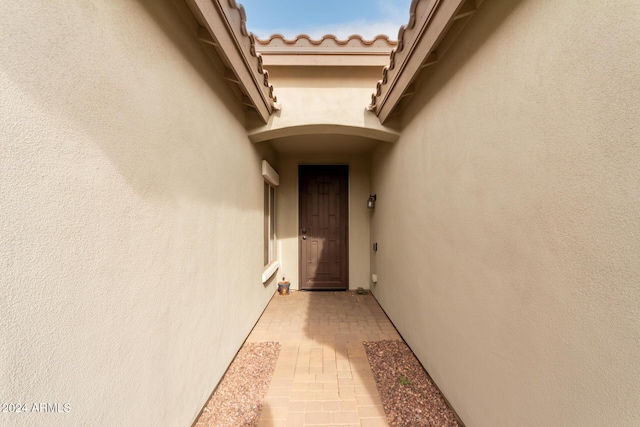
[193,342,280,427]
[364,340,462,427]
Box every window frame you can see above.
[264,181,276,267]
[261,160,280,283]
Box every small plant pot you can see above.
[277,282,290,295]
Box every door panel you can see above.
[299,165,348,290]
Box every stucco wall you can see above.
[277,154,371,291]
[261,64,381,291]
[371,0,640,425]
[248,66,399,143]
[0,1,276,426]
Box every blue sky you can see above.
[238,0,413,40]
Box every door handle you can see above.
[302,235,307,240]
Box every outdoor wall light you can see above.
[367,194,377,209]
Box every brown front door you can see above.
[299,165,349,290]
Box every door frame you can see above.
[298,164,349,291]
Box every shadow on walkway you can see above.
[247,290,402,426]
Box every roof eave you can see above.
[254,35,397,68]
[184,0,276,123]
[370,0,484,124]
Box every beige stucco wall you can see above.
[0,1,276,426]
[277,153,371,291]
[371,0,640,425]
[248,66,399,143]
[261,64,382,291]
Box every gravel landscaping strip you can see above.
[193,342,280,427]
[364,340,462,427]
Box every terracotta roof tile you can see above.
[253,34,396,66]
[369,0,424,111]
[255,34,398,48]
[226,0,277,104]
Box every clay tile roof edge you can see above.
[368,0,431,114]
[254,33,398,47]
[226,0,278,107]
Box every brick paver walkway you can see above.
[246,290,402,427]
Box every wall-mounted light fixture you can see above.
[367,194,377,209]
